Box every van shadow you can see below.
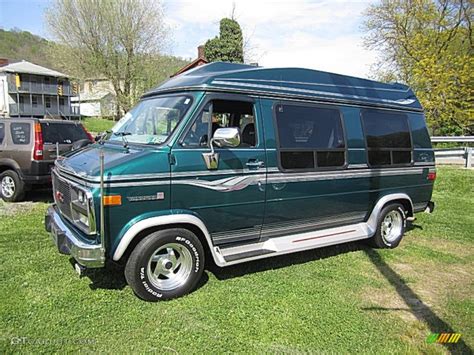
[81,260,209,294]
[362,248,472,354]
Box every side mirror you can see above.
[212,127,241,148]
[202,127,241,170]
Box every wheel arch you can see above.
[367,193,413,233]
[112,214,219,266]
[0,159,21,175]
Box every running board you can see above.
[214,222,374,266]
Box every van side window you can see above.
[0,123,4,144]
[361,110,412,166]
[275,104,345,170]
[182,100,257,148]
[10,123,31,145]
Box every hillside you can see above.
[0,29,190,87]
[0,29,58,69]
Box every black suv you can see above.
[0,118,93,201]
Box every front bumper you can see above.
[45,205,105,268]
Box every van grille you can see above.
[52,171,73,220]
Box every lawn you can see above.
[81,117,116,134]
[0,166,472,353]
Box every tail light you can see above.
[81,124,94,141]
[427,170,436,181]
[33,123,43,160]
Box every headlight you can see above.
[78,190,85,204]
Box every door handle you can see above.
[246,160,265,169]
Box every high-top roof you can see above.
[146,62,422,111]
[0,60,68,78]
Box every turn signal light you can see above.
[103,195,122,206]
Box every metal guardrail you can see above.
[431,136,474,143]
[431,136,473,168]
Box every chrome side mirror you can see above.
[212,127,241,148]
[202,127,241,170]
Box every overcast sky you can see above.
[0,0,378,78]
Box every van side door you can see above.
[260,99,368,239]
[170,94,266,246]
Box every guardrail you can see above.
[432,136,473,168]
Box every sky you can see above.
[0,0,378,78]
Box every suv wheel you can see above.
[125,228,205,301]
[369,203,406,248]
[0,170,25,202]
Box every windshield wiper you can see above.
[98,130,112,145]
[113,131,131,148]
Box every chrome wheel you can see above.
[146,243,193,291]
[381,210,403,242]
[1,176,15,198]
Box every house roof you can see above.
[0,60,68,78]
[171,57,209,78]
[145,62,422,111]
[71,91,114,102]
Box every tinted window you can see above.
[182,99,256,148]
[276,105,345,149]
[10,123,31,145]
[41,123,88,144]
[361,110,412,166]
[0,123,4,144]
[275,104,345,170]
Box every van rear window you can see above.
[41,122,88,144]
[361,110,412,166]
[275,104,345,171]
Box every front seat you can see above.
[241,123,256,146]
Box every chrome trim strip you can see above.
[214,77,411,93]
[212,80,417,106]
[56,166,425,189]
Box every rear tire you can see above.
[369,203,406,249]
[0,170,25,202]
[125,228,205,301]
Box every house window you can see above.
[45,97,51,108]
[32,96,38,107]
[182,99,257,148]
[275,103,346,170]
[0,123,4,144]
[361,109,412,166]
[59,98,65,106]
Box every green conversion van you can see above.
[44,63,436,301]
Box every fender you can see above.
[0,158,21,173]
[112,214,218,263]
[366,193,413,234]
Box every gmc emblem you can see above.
[56,191,64,203]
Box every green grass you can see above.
[0,167,472,353]
[81,117,116,134]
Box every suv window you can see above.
[0,123,4,144]
[361,109,412,166]
[10,122,31,145]
[275,103,345,170]
[41,122,88,144]
[182,99,256,148]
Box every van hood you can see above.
[55,143,170,181]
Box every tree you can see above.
[204,18,244,63]
[46,0,167,118]
[363,0,473,135]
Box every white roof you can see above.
[71,91,114,102]
[0,60,68,78]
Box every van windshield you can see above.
[109,95,192,145]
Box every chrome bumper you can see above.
[45,205,105,268]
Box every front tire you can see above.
[369,203,406,249]
[0,170,25,202]
[125,228,205,301]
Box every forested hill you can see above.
[0,29,57,69]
